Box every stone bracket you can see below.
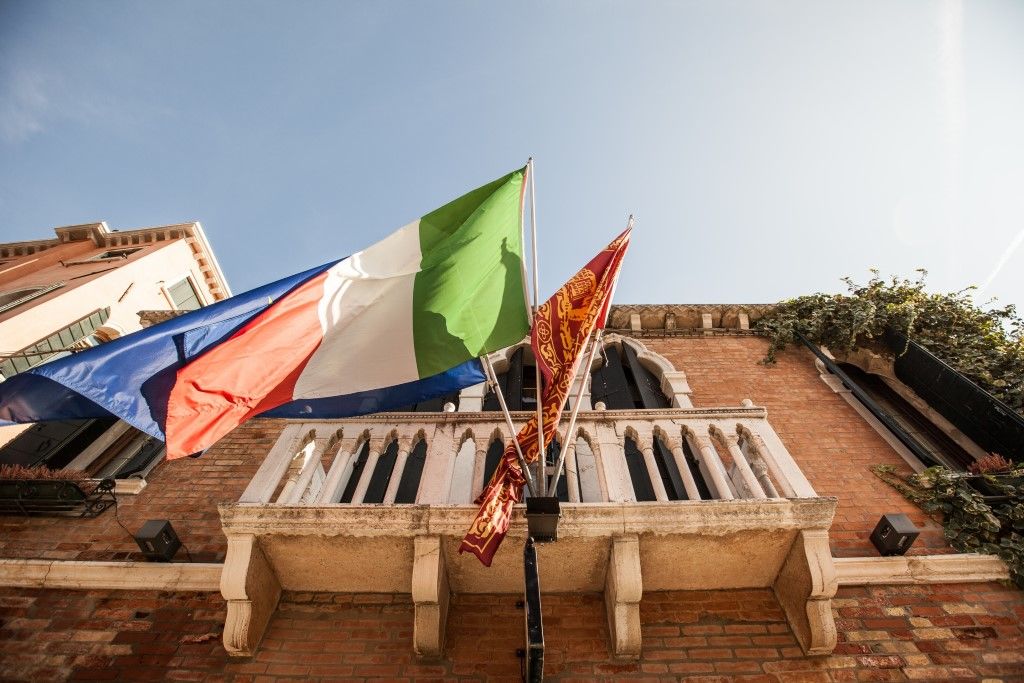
[220,534,281,657]
[605,534,642,659]
[773,529,837,655]
[412,535,450,657]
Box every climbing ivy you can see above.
[756,271,1024,415]
[873,464,1024,588]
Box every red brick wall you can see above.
[3,584,1022,682]
[0,420,283,563]
[645,336,950,557]
[1,335,954,562]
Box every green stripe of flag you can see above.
[413,168,530,378]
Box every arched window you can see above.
[338,440,370,503]
[483,347,539,411]
[591,342,669,410]
[363,439,399,504]
[394,439,427,503]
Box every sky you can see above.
[1,0,1022,313]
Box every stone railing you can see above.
[220,405,836,661]
[236,405,816,507]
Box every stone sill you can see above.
[220,497,836,538]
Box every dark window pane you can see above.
[591,346,633,409]
[339,441,370,503]
[363,440,398,504]
[624,436,656,501]
[482,438,505,487]
[395,440,428,503]
[682,437,714,500]
[653,439,687,500]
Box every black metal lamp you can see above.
[525,496,561,542]
[134,519,181,562]
[870,513,920,556]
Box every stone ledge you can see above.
[834,554,1010,585]
[0,559,222,591]
[220,498,837,538]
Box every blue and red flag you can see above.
[0,169,531,459]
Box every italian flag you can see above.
[164,169,530,458]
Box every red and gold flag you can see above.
[459,228,631,566]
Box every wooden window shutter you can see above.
[622,342,669,409]
[590,346,633,410]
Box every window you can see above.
[591,343,670,410]
[168,277,202,311]
[363,440,399,504]
[483,347,540,411]
[394,439,427,503]
[89,248,141,261]
[1,308,110,380]
[621,434,714,502]
[840,363,974,470]
[482,437,505,487]
[0,283,64,314]
[394,390,460,412]
[0,418,165,483]
[624,436,656,501]
[338,440,370,503]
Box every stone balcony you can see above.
[219,406,838,659]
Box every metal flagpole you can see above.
[548,330,603,494]
[481,355,538,497]
[528,158,547,496]
[519,160,534,327]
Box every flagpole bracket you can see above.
[525,496,561,543]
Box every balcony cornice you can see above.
[219,497,836,538]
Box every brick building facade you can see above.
[1,303,1022,681]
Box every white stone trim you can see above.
[0,559,221,591]
[834,554,1010,585]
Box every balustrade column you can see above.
[722,433,767,500]
[640,444,669,502]
[564,440,581,503]
[239,424,307,503]
[350,442,383,504]
[281,434,330,504]
[741,429,797,498]
[318,442,354,504]
[471,447,488,500]
[692,431,735,500]
[669,445,701,500]
[383,444,412,504]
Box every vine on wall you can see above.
[755,271,1024,415]
[873,464,1024,588]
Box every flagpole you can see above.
[519,160,534,326]
[481,355,538,497]
[548,330,603,495]
[528,158,547,497]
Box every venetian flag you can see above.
[459,227,631,566]
[0,169,531,459]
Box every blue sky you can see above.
[1,1,1022,313]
